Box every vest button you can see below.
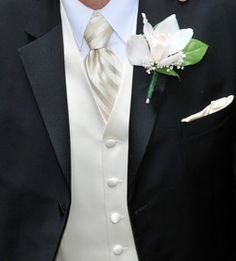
[107,177,120,188]
[105,139,117,148]
[113,245,124,256]
[110,213,122,224]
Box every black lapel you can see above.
[128,0,168,200]
[18,0,71,187]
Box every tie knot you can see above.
[84,12,113,50]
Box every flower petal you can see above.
[143,21,154,39]
[126,35,152,66]
[154,14,179,35]
[142,13,155,47]
[150,42,169,64]
[168,29,193,54]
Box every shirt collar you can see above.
[61,0,138,49]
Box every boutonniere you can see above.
[127,14,208,103]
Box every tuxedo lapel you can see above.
[18,0,71,187]
[128,0,168,200]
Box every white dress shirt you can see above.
[61,0,139,62]
[56,1,139,261]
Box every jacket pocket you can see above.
[181,101,233,139]
[181,107,234,190]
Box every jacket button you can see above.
[58,203,67,216]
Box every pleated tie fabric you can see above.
[84,12,122,122]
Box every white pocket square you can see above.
[181,95,234,123]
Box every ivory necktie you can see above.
[84,12,122,122]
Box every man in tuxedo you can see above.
[0,0,235,260]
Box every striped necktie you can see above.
[84,12,122,122]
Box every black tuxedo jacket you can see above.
[0,0,236,260]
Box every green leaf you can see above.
[182,39,209,66]
[156,68,180,80]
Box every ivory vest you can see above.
[56,4,139,261]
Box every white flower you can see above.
[127,14,193,70]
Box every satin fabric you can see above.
[56,4,139,261]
